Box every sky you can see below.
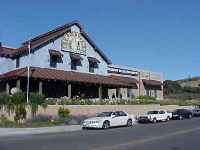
[0,0,200,80]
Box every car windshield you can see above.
[97,112,113,117]
[174,109,184,113]
[147,111,158,114]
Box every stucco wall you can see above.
[37,105,193,118]
[0,105,194,121]
[0,57,15,74]
[19,25,108,75]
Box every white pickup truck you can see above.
[138,110,172,123]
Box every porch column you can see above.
[39,81,43,94]
[98,85,102,99]
[117,88,121,98]
[16,79,21,89]
[68,83,72,98]
[6,82,10,95]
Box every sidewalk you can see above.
[0,125,82,137]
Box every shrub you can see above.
[137,96,156,100]
[14,106,27,123]
[58,107,70,118]
[29,93,47,117]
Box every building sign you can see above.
[61,32,87,55]
[108,66,138,76]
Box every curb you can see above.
[0,125,82,137]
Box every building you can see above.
[0,21,163,100]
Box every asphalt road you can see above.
[1,118,200,150]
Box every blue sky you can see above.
[0,0,200,80]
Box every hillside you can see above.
[177,77,200,88]
[164,79,200,100]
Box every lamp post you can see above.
[26,41,31,104]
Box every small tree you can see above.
[29,93,47,117]
[58,107,70,119]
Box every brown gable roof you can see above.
[14,21,112,64]
[0,67,137,88]
[0,46,17,58]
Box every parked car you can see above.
[192,108,200,117]
[138,110,172,123]
[172,109,193,120]
[82,111,136,129]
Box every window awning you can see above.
[70,53,82,61]
[142,79,162,86]
[49,49,63,58]
[88,57,100,64]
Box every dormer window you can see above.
[88,57,100,73]
[49,49,62,68]
[70,53,82,70]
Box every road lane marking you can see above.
[91,127,200,150]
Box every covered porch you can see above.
[0,67,137,99]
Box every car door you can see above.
[118,111,129,125]
[109,112,119,126]
[158,111,165,120]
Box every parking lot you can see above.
[0,117,200,150]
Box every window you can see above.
[70,54,82,70]
[88,57,99,73]
[71,60,77,70]
[89,62,95,73]
[50,56,58,68]
[16,58,20,68]
[49,50,62,68]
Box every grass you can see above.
[0,118,65,128]
[0,120,65,128]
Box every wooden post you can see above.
[117,88,121,98]
[39,81,43,94]
[68,83,72,98]
[6,82,10,95]
[98,85,102,99]
[16,79,21,89]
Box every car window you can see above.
[147,111,158,114]
[97,112,113,117]
[113,112,120,117]
[159,111,165,114]
[118,111,127,116]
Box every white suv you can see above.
[138,110,172,123]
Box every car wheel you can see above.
[179,115,183,120]
[127,119,132,127]
[102,121,110,129]
[152,118,157,123]
[189,114,192,119]
[82,127,87,130]
[166,116,170,121]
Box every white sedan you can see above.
[82,111,136,129]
